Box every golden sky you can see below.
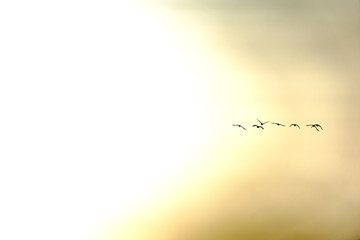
[0,1,359,240]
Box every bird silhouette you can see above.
[257,119,269,125]
[314,124,322,130]
[232,124,246,130]
[306,124,323,131]
[289,123,300,129]
[252,124,264,129]
[271,122,286,127]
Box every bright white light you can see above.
[0,1,212,240]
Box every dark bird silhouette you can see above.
[271,122,286,127]
[289,123,300,129]
[252,124,264,129]
[306,124,323,131]
[232,124,246,130]
[257,119,269,126]
[314,124,322,130]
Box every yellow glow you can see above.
[1,1,359,240]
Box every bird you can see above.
[232,124,246,130]
[252,124,264,129]
[257,119,269,125]
[306,124,323,131]
[271,122,286,127]
[289,123,300,129]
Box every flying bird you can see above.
[271,122,286,127]
[257,119,269,125]
[289,123,300,129]
[306,124,323,131]
[314,124,323,130]
[232,124,246,130]
[252,124,264,129]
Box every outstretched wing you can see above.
[240,126,246,130]
[260,126,264,129]
[296,125,300,129]
[317,124,323,130]
[257,119,262,124]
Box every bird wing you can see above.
[257,119,262,124]
[314,126,319,131]
[297,125,300,129]
[260,126,264,129]
[280,124,285,126]
[289,124,294,127]
[306,124,313,126]
[317,124,323,130]
[252,125,257,127]
[241,126,246,130]
[264,121,269,124]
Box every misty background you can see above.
[0,0,359,240]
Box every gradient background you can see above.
[0,0,359,240]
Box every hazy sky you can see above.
[0,1,359,240]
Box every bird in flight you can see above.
[289,123,300,129]
[306,124,323,131]
[257,119,269,125]
[252,124,264,129]
[271,122,286,127]
[232,124,246,130]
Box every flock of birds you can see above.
[233,119,323,131]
